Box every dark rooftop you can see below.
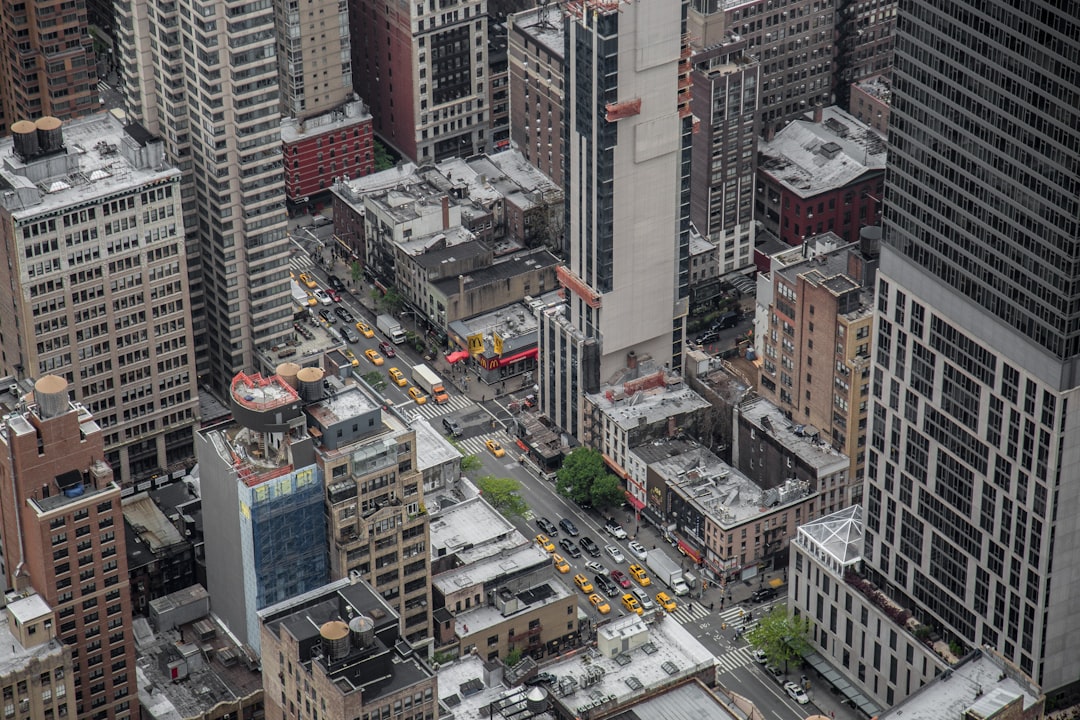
[433,248,559,295]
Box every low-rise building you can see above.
[122,491,198,616]
[281,99,374,208]
[136,585,264,720]
[0,593,76,720]
[414,419,462,495]
[583,367,711,511]
[688,227,722,312]
[430,495,577,661]
[645,440,818,581]
[446,298,545,386]
[733,397,850,517]
[432,248,560,330]
[755,106,886,248]
[848,75,892,136]
[259,576,438,720]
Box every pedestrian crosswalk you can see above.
[714,646,759,673]
[97,81,109,93]
[290,255,315,272]
[665,601,760,631]
[394,393,473,423]
[667,601,713,625]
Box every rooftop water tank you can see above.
[320,621,350,662]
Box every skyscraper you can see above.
[540,0,692,438]
[117,0,293,391]
[865,0,1080,690]
[0,376,137,719]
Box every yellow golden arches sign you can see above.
[492,332,504,356]
[468,333,485,354]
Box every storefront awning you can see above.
[624,491,645,511]
[446,350,470,363]
[677,539,702,564]
[497,347,538,367]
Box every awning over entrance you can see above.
[801,650,882,718]
[624,491,645,511]
[446,350,470,363]
[677,539,702,564]
[496,347,538,367]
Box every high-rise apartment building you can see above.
[865,0,1080,691]
[688,37,760,279]
[540,0,692,439]
[0,0,99,135]
[0,376,137,719]
[507,5,565,187]
[687,0,834,134]
[275,0,352,120]
[116,0,293,392]
[350,0,488,162]
[196,370,328,652]
[0,113,198,485]
[834,0,895,107]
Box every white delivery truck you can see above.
[376,314,407,344]
[645,551,690,596]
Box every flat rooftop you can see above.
[453,579,572,635]
[429,495,521,562]
[879,649,1042,720]
[433,247,559,297]
[542,615,714,710]
[413,418,461,473]
[434,542,550,595]
[603,679,741,719]
[450,300,540,347]
[509,5,565,58]
[586,380,711,433]
[0,599,66,678]
[304,382,381,427]
[0,112,180,218]
[438,655,556,720]
[759,106,887,197]
[739,397,850,475]
[852,73,892,103]
[279,100,371,143]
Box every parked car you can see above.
[525,672,556,686]
[751,587,778,603]
[559,518,579,536]
[753,649,768,664]
[559,538,581,558]
[604,518,627,539]
[579,537,601,557]
[535,517,558,536]
[379,340,396,357]
[327,275,345,291]
[627,540,648,561]
[610,570,631,589]
[764,665,784,683]
[605,545,626,563]
[334,306,355,323]
[695,329,719,345]
[713,310,740,330]
[312,214,332,227]
[784,682,809,705]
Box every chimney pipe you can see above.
[442,196,450,230]
[813,105,823,123]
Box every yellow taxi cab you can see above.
[356,321,375,338]
[552,553,570,574]
[342,348,360,367]
[656,591,676,612]
[388,367,407,386]
[621,593,643,616]
[574,574,594,594]
[298,272,317,288]
[536,534,555,553]
[364,349,384,366]
[589,594,611,614]
[628,564,652,587]
[408,387,427,404]
[485,439,506,458]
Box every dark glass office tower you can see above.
[865,0,1080,692]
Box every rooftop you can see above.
[449,299,540,348]
[429,495,522,564]
[509,5,565,58]
[438,656,555,720]
[689,227,715,257]
[0,595,66,678]
[304,382,382,428]
[602,679,742,719]
[123,491,188,570]
[759,106,887,198]
[135,612,263,720]
[543,614,714,713]
[879,648,1042,720]
[649,442,814,529]
[739,397,850,475]
[433,248,560,298]
[852,74,892,104]
[0,112,180,217]
[586,376,711,433]
[403,227,482,261]
[413,418,461,473]
[280,99,371,144]
[453,579,573,635]
[796,505,863,567]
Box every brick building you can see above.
[507,5,565,187]
[282,100,374,208]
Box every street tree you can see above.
[351,260,363,287]
[745,606,812,672]
[590,473,625,510]
[361,371,385,391]
[556,447,612,506]
[476,476,528,518]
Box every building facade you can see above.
[848,74,891,135]
[687,0,834,135]
[281,100,374,207]
[0,2,98,135]
[196,371,328,652]
[117,0,293,392]
[833,0,895,108]
[0,376,137,719]
[0,115,198,485]
[865,0,1080,691]
[688,38,760,279]
[350,0,488,163]
[0,593,77,720]
[541,0,692,439]
[507,6,565,188]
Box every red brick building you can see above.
[282,100,374,207]
[756,106,886,248]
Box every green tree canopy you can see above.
[476,476,528,518]
[745,606,812,671]
[351,260,363,285]
[361,370,385,391]
[555,447,624,509]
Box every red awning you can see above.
[624,491,645,511]
[497,347,538,367]
[677,539,702,564]
[446,350,469,363]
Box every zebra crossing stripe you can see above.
[714,648,756,673]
